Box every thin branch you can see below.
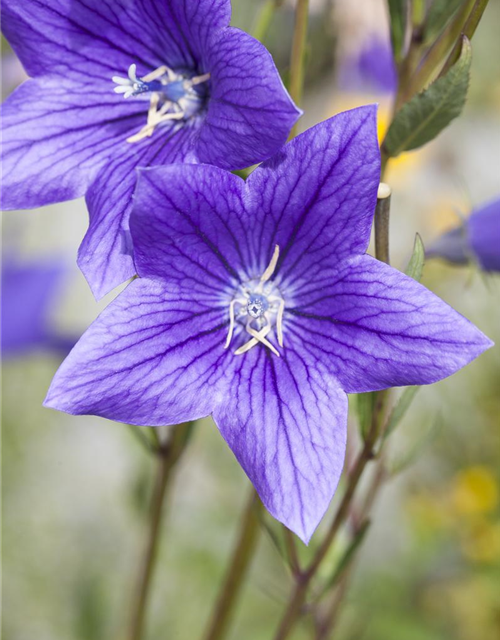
[272,393,387,640]
[374,183,392,265]
[202,488,263,640]
[288,0,309,138]
[126,423,191,640]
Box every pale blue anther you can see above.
[247,294,269,319]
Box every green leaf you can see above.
[423,0,464,43]
[383,36,472,156]
[321,520,371,596]
[388,0,408,63]
[389,412,442,475]
[405,233,425,282]
[258,514,290,568]
[383,386,420,444]
[355,392,376,440]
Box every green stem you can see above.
[253,0,285,43]
[272,394,386,640]
[374,183,392,266]
[126,423,191,640]
[288,0,309,138]
[202,488,263,640]
[402,0,476,102]
[316,460,387,639]
[283,526,301,575]
[439,0,490,76]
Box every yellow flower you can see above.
[452,466,499,516]
[461,519,500,563]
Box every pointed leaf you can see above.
[382,386,420,444]
[405,233,425,282]
[423,0,464,43]
[355,392,377,440]
[388,0,408,63]
[321,520,371,597]
[390,413,442,474]
[384,36,472,156]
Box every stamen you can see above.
[235,325,280,357]
[224,299,238,348]
[276,298,285,347]
[225,245,284,357]
[126,111,183,143]
[260,245,280,283]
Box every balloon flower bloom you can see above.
[45,107,492,542]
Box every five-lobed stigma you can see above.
[225,245,285,357]
[112,64,210,143]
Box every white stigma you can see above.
[112,64,140,98]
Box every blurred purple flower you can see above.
[338,36,397,95]
[44,107,492,542]
[427,198,500,272]
[1,259,75,357]
[0,0,301,299]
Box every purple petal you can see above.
[245,106,380,287]
[469,198,500,271]
[1,0,231,80]
[79,124,199,299]
[338,36,397,95]
[289,254,493,393]
[1,257,69,356]
[0,77,144,209]
[426,226,469,265]
[44,277,231,424]
[130,165,252,289]
[196,27,301,169]
[213,347,347,544]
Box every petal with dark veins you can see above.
[130,165,253,291]
[288,254,493,393]
[44,277,232,424]
[79,123,200,300]
[0,77,144,209]
[1,0,231,81]
[245,106,380,287]
[196,27,302,170]
[213,345,347,544]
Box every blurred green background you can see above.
[2,1,500,639]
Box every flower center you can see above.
[225,246,285,357]
[112,64,210,143]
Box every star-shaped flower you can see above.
[44,106,492,542]
[0,0,301,298]
[427,198,500,272]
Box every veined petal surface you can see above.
[44,278,231,424]
[196,28,302,170]
[214,346,347,544]
[0,77,144,209]
[79,124,200,299]
[245,106,380,282]
[1,0,231,80]
[289,254,493,393]
[130,165,252,289]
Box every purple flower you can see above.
[0,0,301,299]
[338,36,397,95]
[44,107,492,542]
[1,258,75,357]
[427,198,500,272]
